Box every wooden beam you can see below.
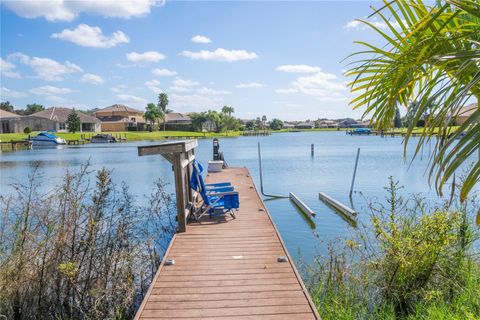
[138,140,198,157]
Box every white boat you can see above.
[29,132,66,145]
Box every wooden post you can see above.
[138,140,198,233]
[173,153,187,232]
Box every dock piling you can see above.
[311,144,314,157]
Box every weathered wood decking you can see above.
[135,167,320,319]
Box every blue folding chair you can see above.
[190,160,239,220]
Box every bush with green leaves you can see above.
[302,178,479,319]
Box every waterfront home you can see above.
[316,120,339,128]
[0,109,20,133]
[165,112,192,130]
[202,120,217,132]
[295,121,315,129]
[94,104,145,131]
[454,103,477,125]
[0,107,100,133]
[282,122,295,129]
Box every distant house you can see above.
[0,110,20,133]
[349,120,370,128]
[338,118,358,128]
[454,103,477,125]
[316,120,338,128]
[282,122,295,129]
[94,104,145,131]
[0,107,100,133]
[163,112,192,130]
[202,120,217,132]
[295,122,315,129]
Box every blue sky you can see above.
[1,1,388,120]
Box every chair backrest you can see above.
[190,160,210,205]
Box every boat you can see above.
[29,132,66,145]
[90,134,117,143]
[348,128,372,135]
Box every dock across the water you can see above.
[135,167,320,319]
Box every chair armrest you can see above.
[206,182,231,187]
[206,186,234,193]
[207,191,238,197]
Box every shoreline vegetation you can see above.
[0,164,176,319]
[0,126,459,143]
[302,178,480,320]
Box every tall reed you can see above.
[0,163,175,319]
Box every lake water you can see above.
[0,131,473,264]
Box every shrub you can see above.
[0,163,176,319]
[23,127,31,134]
[302,178,479,319]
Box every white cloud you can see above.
[1,87,26,99]
[235,82,265,89]
[344,18,406,31]
[169,86,191,93]
[292,72,348,101]
[9,53,82,81]
[170,93,223,111]
[152,68,177,76]
[275,88,298,94]
[3,0,165,22]
[51,24,129,48]
[0,58,21,78]
[80,73,105,84]
[110,85,127,93]
[172,77,199,87]
[196,87,231,95]
[116,94,148,107]
[191,35,211,44]
[30,85,73,95]
[126,51,165,63]
[180,48,258,62]
[276,64,321,73]
[30,85,73,102]
[145,79,162,93]
[275,71,348,101]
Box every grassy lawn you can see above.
[0,130,241,142]
[0,127,461,142]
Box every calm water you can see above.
[0,131,471,263]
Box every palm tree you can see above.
[144,103,160,130]
[346,0,479,204]
[221,105,234,116]
[157,93,169,131]
[261,115,267,130]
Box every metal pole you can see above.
[257,142,288,199]
[258,142,264,195]
[349,148,361,198]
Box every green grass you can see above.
[0,126,461,142]
[0,130,241,142]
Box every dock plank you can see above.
[134,167,319,319]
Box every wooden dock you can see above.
[66,139,86,145]
[135,167,320,319]
[0,140,32,151]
